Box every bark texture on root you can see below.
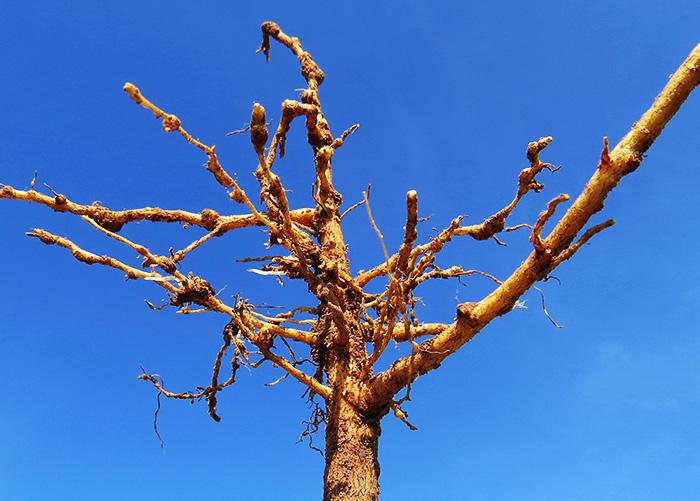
[324,395,381,501]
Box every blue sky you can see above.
[1,1,699,500]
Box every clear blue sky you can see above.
[1,1,699,500]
